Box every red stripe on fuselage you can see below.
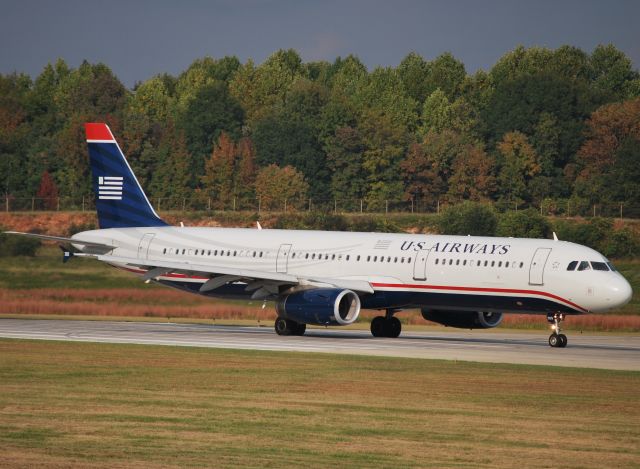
[371,282,588,313]
[115,266,587,313]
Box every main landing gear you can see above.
[274,317,306,336]
[547,313,568,348]
[370,310,402,338]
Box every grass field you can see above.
[1,247,640,331]
[0,339,638,468]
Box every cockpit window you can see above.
[567,261,578,271]
[591,262,609,271]
[577,261,591,271]
[607,262,617,272]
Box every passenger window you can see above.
[591,262,609,271]
[577,261,590,271]
[519,262,524,268]
[463,260,467,266]
[477,260,481,266]
[163,248,166,254]
[449,259,453,265]
[356,255,360,261]
[346,255,350,261]
[456,259,460,265]
[567,261,578,271]
[484,261,488,267]
[491,261,495,267]
[367,256,371,262]
[435,259,439,265]
[505,261,509,268]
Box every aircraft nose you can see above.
[609,276,633,309]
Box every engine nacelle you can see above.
[276,288,361,326]
[421,309,503,329]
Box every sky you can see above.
[1,0,639,88]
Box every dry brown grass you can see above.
[2,287,640,331]
[0,339,638,468]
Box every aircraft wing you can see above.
[96,254,375,296]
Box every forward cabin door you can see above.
[413,248,431,281]
[529,248,552,285]
[276,244,292,273]
[137,233,155,260]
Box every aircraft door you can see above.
[412,248,431,281]
[529,248,552,285]
[276,244,292,273]
[137,233,155,260]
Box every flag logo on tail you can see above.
[98,176,123,200]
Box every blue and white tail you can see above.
[85,123,168,229]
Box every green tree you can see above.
[447,144,496,202]
[497,131,541,204]
[496,209,551,238]
[437,201,498,236]
[590,44,640,99]
[255,164,309,210]
[325,126,367,200]
[178,80,244,172]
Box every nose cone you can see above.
[609,276,633,309]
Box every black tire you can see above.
[371,316,386,337]
[386,316,402,338]
[275,317,292,336]
[548,333,559,347]
[293,322,306,336]
[558,334,568,348]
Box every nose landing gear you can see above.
[547,313,567,348]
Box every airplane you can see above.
[6,123,633,348]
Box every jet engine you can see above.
[276,288,361,326]
[421,309,503,329]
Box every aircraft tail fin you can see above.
[85,123,168,229]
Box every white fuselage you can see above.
[74,227,633,315]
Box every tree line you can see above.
[1,45,639,214]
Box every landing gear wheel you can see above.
[558,334,568,348]
[547,313,568,348]
[275,317,292,336]
[386,316,402,338]
[293,322,306,336]
[371,316,386,337]
[275,318,306,336]
[370,315,402,338]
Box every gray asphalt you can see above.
[0,318,639,371]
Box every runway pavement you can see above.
[0,318,639,371]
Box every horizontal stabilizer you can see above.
[4,231,115,251]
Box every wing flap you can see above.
[98,254,375,295]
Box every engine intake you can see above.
[276,288,361,326]
[421,309,503,329]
